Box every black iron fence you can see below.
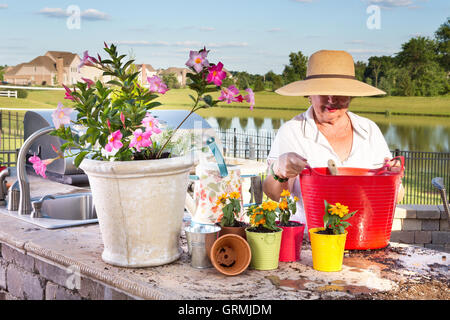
[0,110,24,167]
[1,110,448,205]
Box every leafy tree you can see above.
[282,51,308,84]
[0,65,7,81]
[365,56,395,88]
[435,17,450,72]
[161,73,180,89]
[354,61,367,82]
[253,77,265,92]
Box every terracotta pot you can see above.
[210,234,251,276]
[217,223,249,240]
[277,221,305,262]
[80,155,194,268]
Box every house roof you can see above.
[5,51,80,76]
[158,67,191,75]
[45,51,79,67]
[136,64,156,72]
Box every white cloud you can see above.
[345,40,369,45]
[81,9,110,21]
[206,42,249,48]
[267,28,283,32]
[111,40,248,50]
[347,48,396,55]
[293,0,314,3]
[366,0,422,8]
[0,4,8,9]
[37,7,110,20]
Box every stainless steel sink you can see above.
[33,193,97,221]
[0,192,98,229]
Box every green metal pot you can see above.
[245,227,283,270]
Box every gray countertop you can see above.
[0,176,448,300]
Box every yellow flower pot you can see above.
[245,227,283,270]
[309,227,347,272]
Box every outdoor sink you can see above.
[0,192,98,229]
[32,193,97,221]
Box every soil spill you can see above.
[265,276,374,296]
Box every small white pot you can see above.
[80,155,194,267]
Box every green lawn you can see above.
[1,88,449,117]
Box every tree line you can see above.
[230,18,449,97]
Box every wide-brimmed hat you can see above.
[275,50,386,97]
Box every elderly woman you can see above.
[263,50,404,225]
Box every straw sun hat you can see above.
[275,50,386,97]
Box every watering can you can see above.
[185,137,244,225]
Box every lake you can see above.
[203,111,450,153]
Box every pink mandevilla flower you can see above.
[244,88,255,110]
[206,62,226,86]
[141,113,162,135]
[29,154,47,178]
[185,49,209,73]
[62,84,76,101]
[147,75,169,94]
[218,85,242,104]
[105,130,123,153]
[51,102,73,129]
[78,51,95,72]
[81,77,95,88]
[129,129,152,152]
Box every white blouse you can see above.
[267,106,392,225]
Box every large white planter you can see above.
[80,155,194,267]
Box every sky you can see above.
[0,0,448,74]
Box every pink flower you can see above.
[141,113,162,134]
[29,154,48,178]
[218,85,242,104]
[51,102,73,129]
[129,129,152,152]
[62,84,76,101]
[78,51,96,72]
[185,49,209,73]
[120,112,126,127]
[244,88,255,110]
[147,75,169,94]
[105,130,123,153]
[81,77,95,88]
[207,62,226,86]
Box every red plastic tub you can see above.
[277,221,305,262]
[300,157,404,250]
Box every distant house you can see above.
[4,51,81,86]
[136,64,157,85]
[157,67,191,87]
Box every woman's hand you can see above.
[384,157,405,203]
[273,152,308,179]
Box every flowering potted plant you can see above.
[215,191,249,239]
[245,200,283,270]
[276,189,305,262]
[309,200,358,272]
[35,43,254,267]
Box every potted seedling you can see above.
[309,200,358,272]
[216,192,249,239]
[276,189,305,262]
[245,200,283,270]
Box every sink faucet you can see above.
[31,195,55,218]
[17,126,55,215]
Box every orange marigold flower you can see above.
[262,201,277,212]
[278,200,288,210]
[280,189,290,197]
[229,191,241,199]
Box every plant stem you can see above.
[155,94,201,158]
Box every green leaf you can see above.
[74,151,89,168]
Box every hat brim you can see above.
[275,78,386,97]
